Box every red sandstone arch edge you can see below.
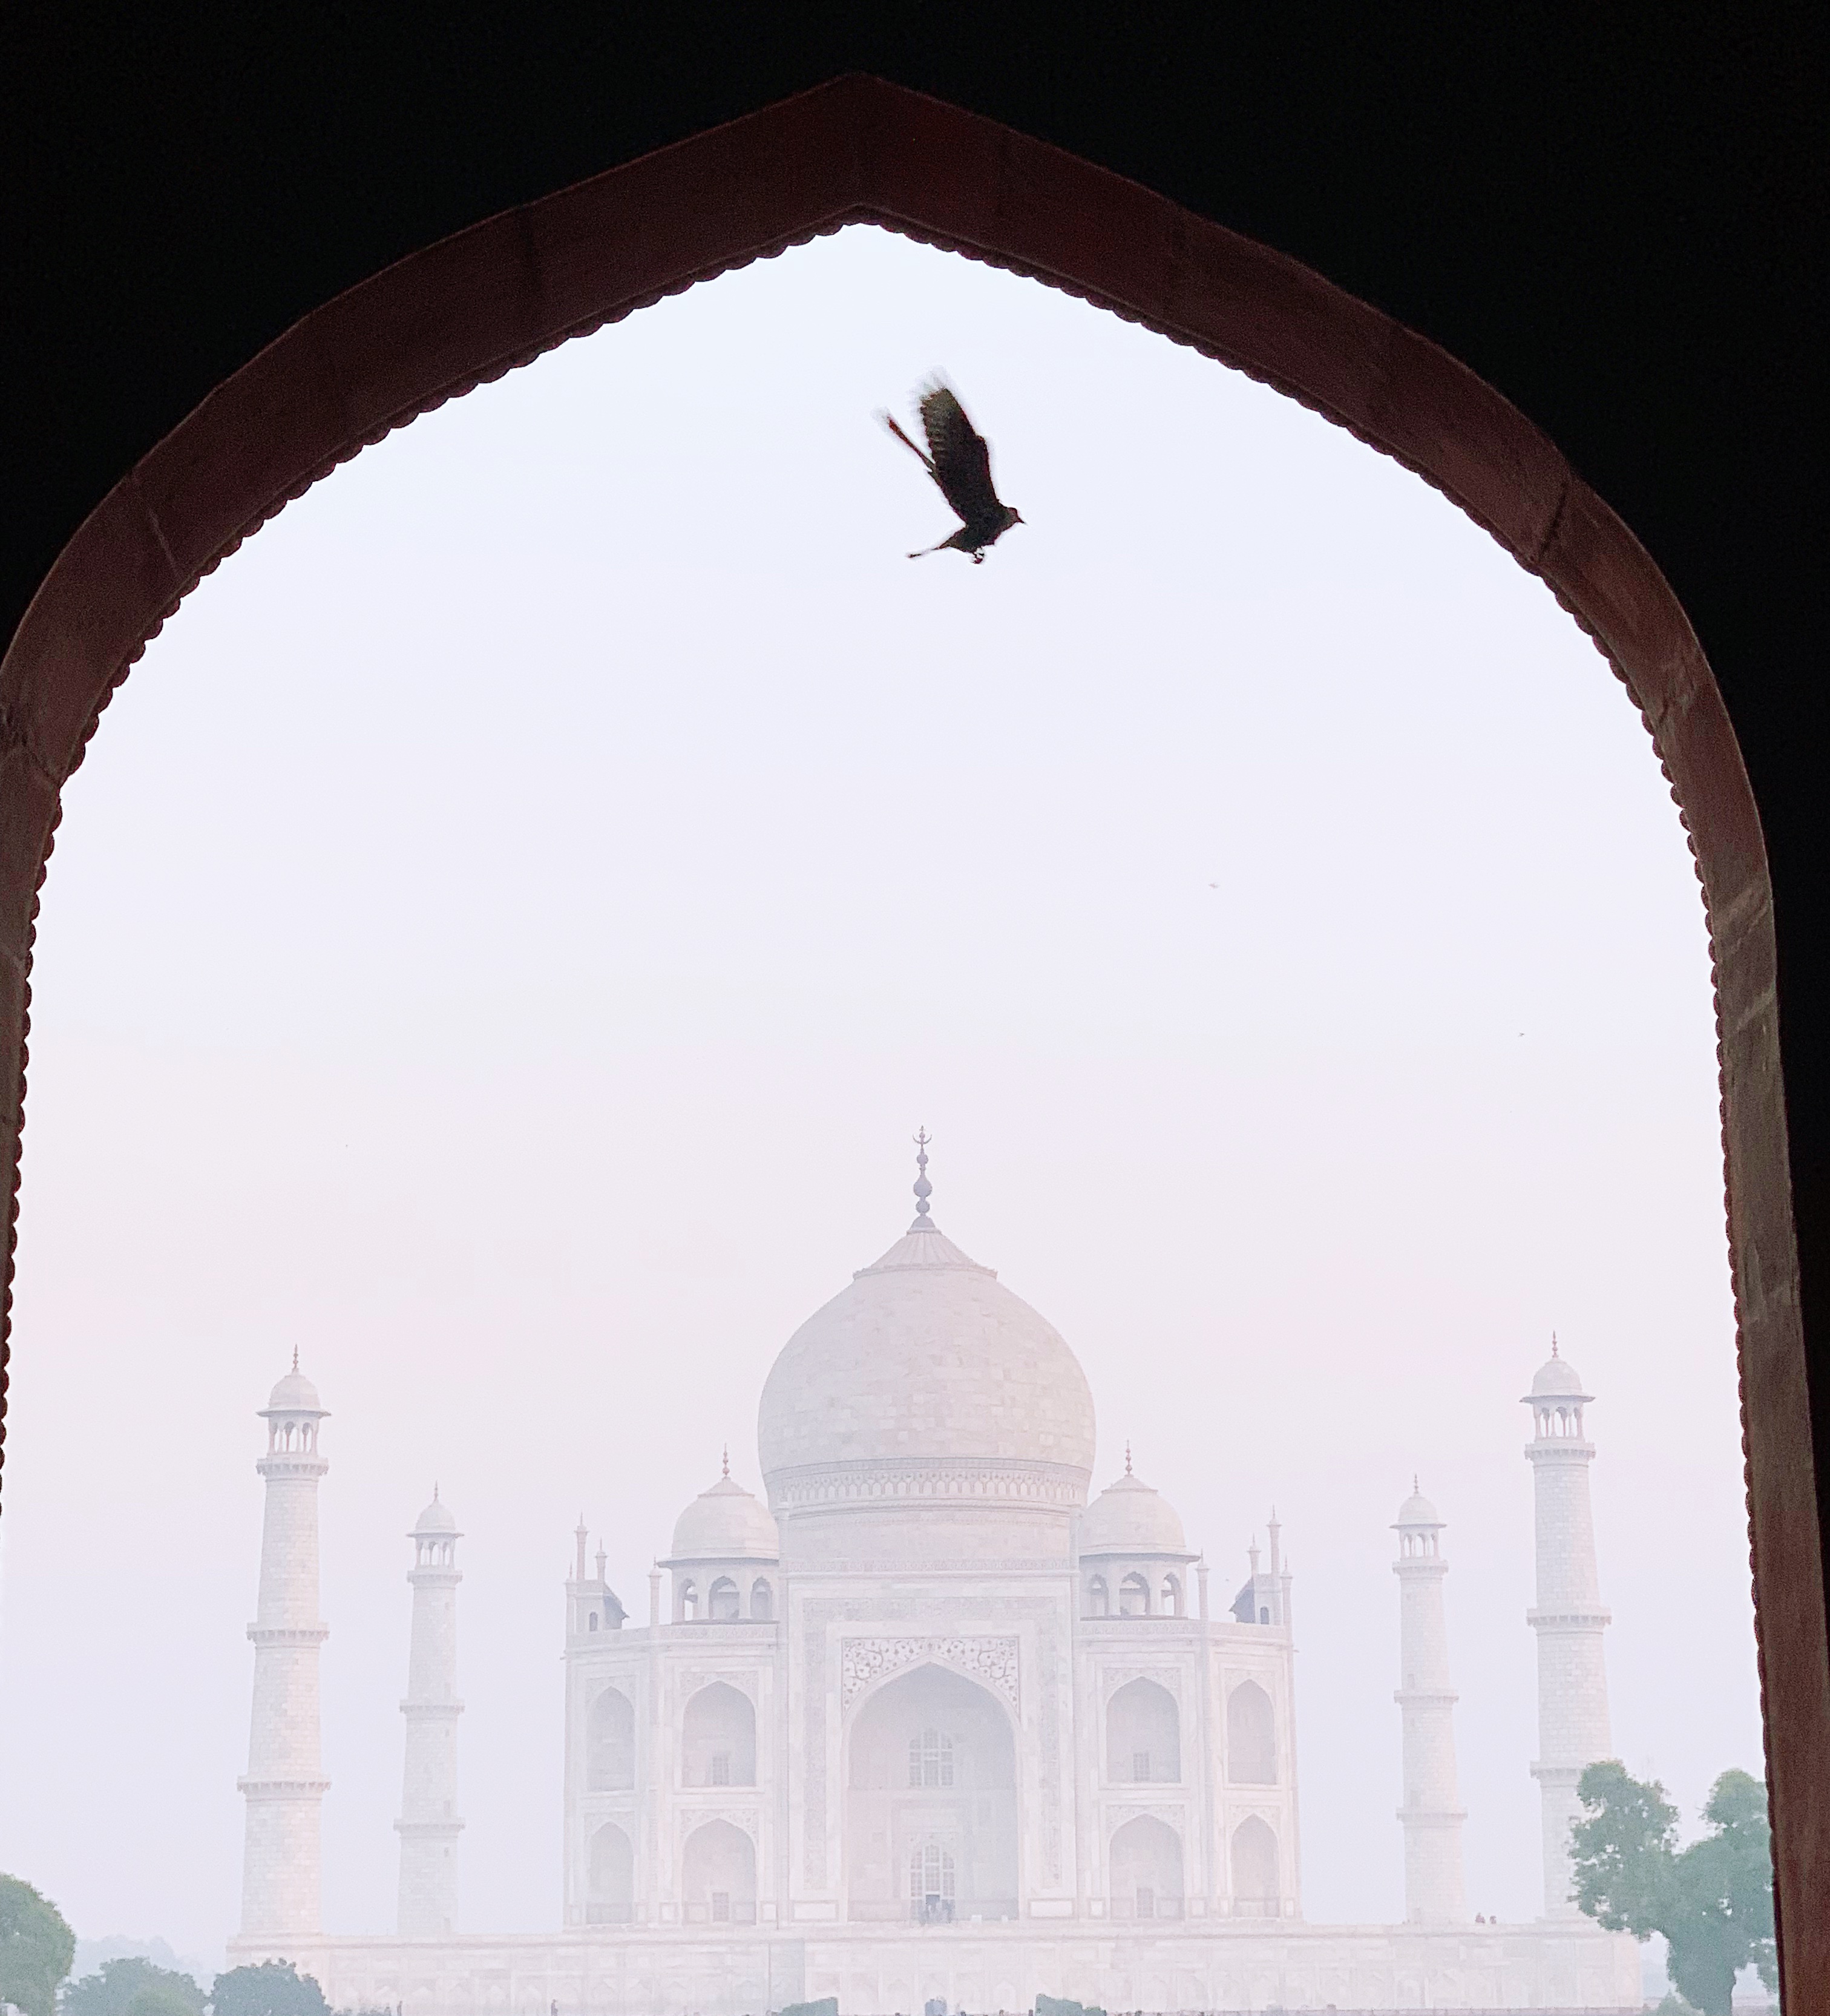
[0,73,1820,1997]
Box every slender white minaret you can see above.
[1392,1482,1468,1923]
[239,1353,330,1937]
[1524,1341,1613,1918]
[396,1489,464,1933]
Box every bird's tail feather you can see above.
[881,410,934,472]
[907,536,954,559]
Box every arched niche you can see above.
[0,73,1814,1988]
[681,1679,755,1787]
[1106,1677,1179,1784]
[707,1576,741,1621]
[681,1817,755,1924]
[588,1820,634,1924]
[1110,1813,1184,1920]
[1230,1814,1280,1915]
[1226,1679,1277,1785]
[587,1685,635,1791]
[844,1662,1017,1923]
[1118,1572,1152,1618]
[749,1577,774,1621]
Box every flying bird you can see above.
[880,381,1023,563]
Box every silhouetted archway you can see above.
[0,73,1817,1989]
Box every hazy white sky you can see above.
[0,225,1755,1962]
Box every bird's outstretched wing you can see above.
[881,412,935,476]
[918,384,1003,525]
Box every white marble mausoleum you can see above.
[228,1152,1641,2014]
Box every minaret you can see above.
[1524,1341,1613,1918]
[1393,1482,1468,1923]
[397,1490,464,1934]
[239,1354,330,1938]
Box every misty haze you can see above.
[0,229,1762,2015]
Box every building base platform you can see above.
[229,1918,1642,2016]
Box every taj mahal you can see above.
[229,1149,1641,2012]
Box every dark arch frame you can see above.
[0,72,1820,1988]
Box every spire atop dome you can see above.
[721,1443,730,1479]
[911,1126,934,1229]
[1125,1439,1133,1476]
[292,1345,299,1373]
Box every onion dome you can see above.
[755,1140,1097,1567]
[758,1223,1095,1478]
[412,1487,460,1536]
[671,1469,779,1561]
[1526,1338,1592,1402]
[1078,1457,1189,1557]
[261,1349,326,1416]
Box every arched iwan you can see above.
[0,70,1816,1985]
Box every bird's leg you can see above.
[972,551,986,565]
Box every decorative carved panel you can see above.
[839,1635,1020,1713]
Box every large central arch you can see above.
[0,71,1819,1991]
[845,1661,1018,1922]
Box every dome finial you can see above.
[722,1443,730,1479]
[1552,1331,1559,1357]
[292,1345,299,1373]
[1125,1439,1133,1477]
[1413,1473,1419,1494]
[911,1126,934,1227]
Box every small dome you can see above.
[263,1364,324,1414]
[1396,1488,1442,1527]
[671,1474,779,1561]
[1079,1470,1187,1556]
[413,1492,459,1535]
[1529,1350,1590,1399]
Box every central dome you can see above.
[759,1220,1096,1480]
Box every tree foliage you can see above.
[1570,1762,1777,2016]
[63,1959,205,2016]
[126,1985,205,2016]
[0,1876,76,2016]
[208,1964,328,2016]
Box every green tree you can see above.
[63,1959,206,2016]
[1570,1762,1777,2015]
[208,1964,329,2016]
[0,1877,76,2016]
[127,1984,206,2016]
